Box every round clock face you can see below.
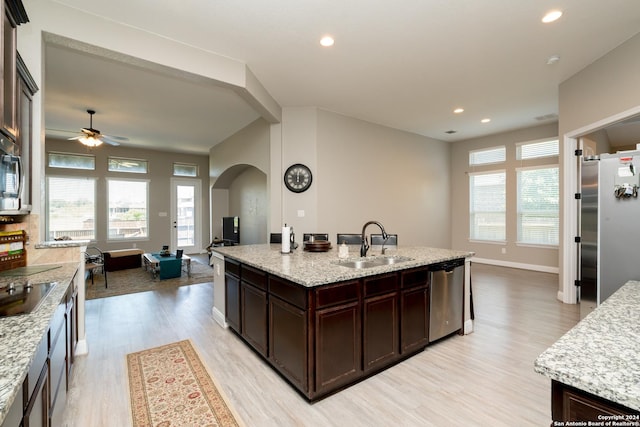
[284,163,313,193]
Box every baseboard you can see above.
[212,306,228,329]
[464,319,474,335]
[470,257,559,274]
[76,339,88,356]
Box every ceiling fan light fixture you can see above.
[79,135,103,147]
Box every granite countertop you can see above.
[0,262,79,424]
[212,244,473,287]
[534,280,640,411]
[34,239,90,249]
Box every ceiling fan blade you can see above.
[102,134,129,142]
[67,135,82,140]
[101,136,122,146]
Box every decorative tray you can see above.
[303,240,332,252]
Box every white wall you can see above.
[229,168,267,244]
[316,109,451,247]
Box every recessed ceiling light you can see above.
[542,10,563,23]
[320,36,335,47]
[481,118,491,124]
[453,108,464,114]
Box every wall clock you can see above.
[284,163,313,193]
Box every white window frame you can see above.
[516,138,559,160]
[516,164,559,247]
[45,175,97,241]
[469,145,506,166]
[469,170,506,243]
[106,178,150,241]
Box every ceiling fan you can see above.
[68,109,129,147]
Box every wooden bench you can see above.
[103,249,144,287]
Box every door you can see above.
[170,178,201,254]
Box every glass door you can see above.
[170,178,201,254]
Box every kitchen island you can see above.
[0,263,80,426]
[535,280,640,422]
[212,244,473,401]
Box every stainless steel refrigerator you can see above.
[580,151,640,318]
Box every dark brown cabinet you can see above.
[240,265,268,356]
[551,380,639,421]
[314,280,362,394]
[363,273,398,372]
[268,276,308,392]
[49,303,67,427]
[400,268,430,353]
[1,0,28,141]
[16,53,36,209]
[223,259,440,401]
[224,259,241,332]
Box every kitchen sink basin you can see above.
[336,255,413,269]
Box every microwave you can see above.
[0,134,22,212]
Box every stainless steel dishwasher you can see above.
[429,258,465,342]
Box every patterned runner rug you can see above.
[127,340,243,427]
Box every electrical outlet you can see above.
[297,210,305,217]
[501,247,506,254]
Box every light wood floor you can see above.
[62,263,580,426]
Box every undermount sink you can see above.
[336,255,413,269]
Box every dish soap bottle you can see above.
[338,241,349,259]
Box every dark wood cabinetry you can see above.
[400,267,430,353]
[551,380,639,421]
[240,265,268,356]
[49,303,67,427]
[268,275,308,392]
[16,53,36,208]
[314,280,362,394]
[223,258,443,401]
[224,259,241,332]
[362,273,398,372]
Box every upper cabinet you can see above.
[1,0,28,142]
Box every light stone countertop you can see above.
[0,263,79,424]
[212,244,473,287]
[534,280,640,411]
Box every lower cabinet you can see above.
[2,274,79,427]
[224,259,436,401]
[241,282,268,356]
[400,268,430,353]
[551,380,639,421]
[224,269,241,333]
[23,362,49,427]
[363,273,399,373]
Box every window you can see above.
[46,177,96,240]
[107,179,148,240]
[469,146,505,166]
[517,166,559,245]
[516,139,559,160]
[48,152,95,170]
[108,157,148,173]
[469,171,506,241]
[173,163,198,177]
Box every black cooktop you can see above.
[0,281,56,317]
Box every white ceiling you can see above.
[43,0,640,154]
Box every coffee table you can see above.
[142,253,191,280]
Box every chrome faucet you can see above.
[360,220,388,257]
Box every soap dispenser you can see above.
[338,241,349,259]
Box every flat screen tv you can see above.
[222,216,240,245]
